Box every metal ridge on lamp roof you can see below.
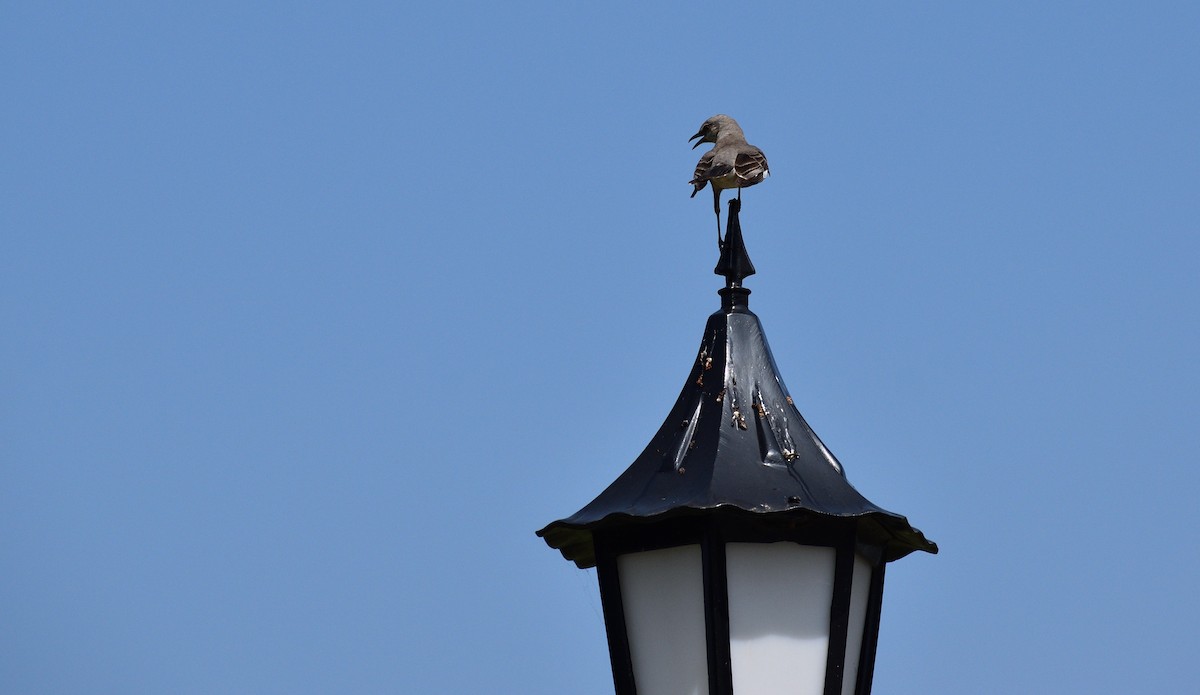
[537,201,937,568]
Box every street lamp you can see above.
[537,201,936,695]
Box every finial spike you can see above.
[715,198,756,289]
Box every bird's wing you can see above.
[691,150,716,182]
[690,150,717,196]
[734,147,769,181]
[705,162,734,179]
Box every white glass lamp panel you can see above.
[617,545,709,695]
[841,553,873,695]
[726,542,836,695]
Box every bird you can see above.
[689,114,769,246]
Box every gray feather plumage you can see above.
[689,115,769,196]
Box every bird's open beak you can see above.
[689,131,704,149]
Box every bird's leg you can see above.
[713,187,723,248]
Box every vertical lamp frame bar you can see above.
[594,534,637,695]
[701,527,733,694]
[823,538,856,695]
[854,562,887,695]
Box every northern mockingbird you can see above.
[689,115,769,245]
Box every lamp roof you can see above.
[538,200,937,568]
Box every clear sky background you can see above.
[3,3,1198,694]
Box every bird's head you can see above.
[689,114,739,149]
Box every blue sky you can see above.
[3,2,1198,693]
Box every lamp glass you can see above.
[841,554,873,695]
[726,542,835,695]
[617,545,709,695]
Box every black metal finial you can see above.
[715,198,756,288]
[715,198,756,311]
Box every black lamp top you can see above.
[538,202,937,568]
